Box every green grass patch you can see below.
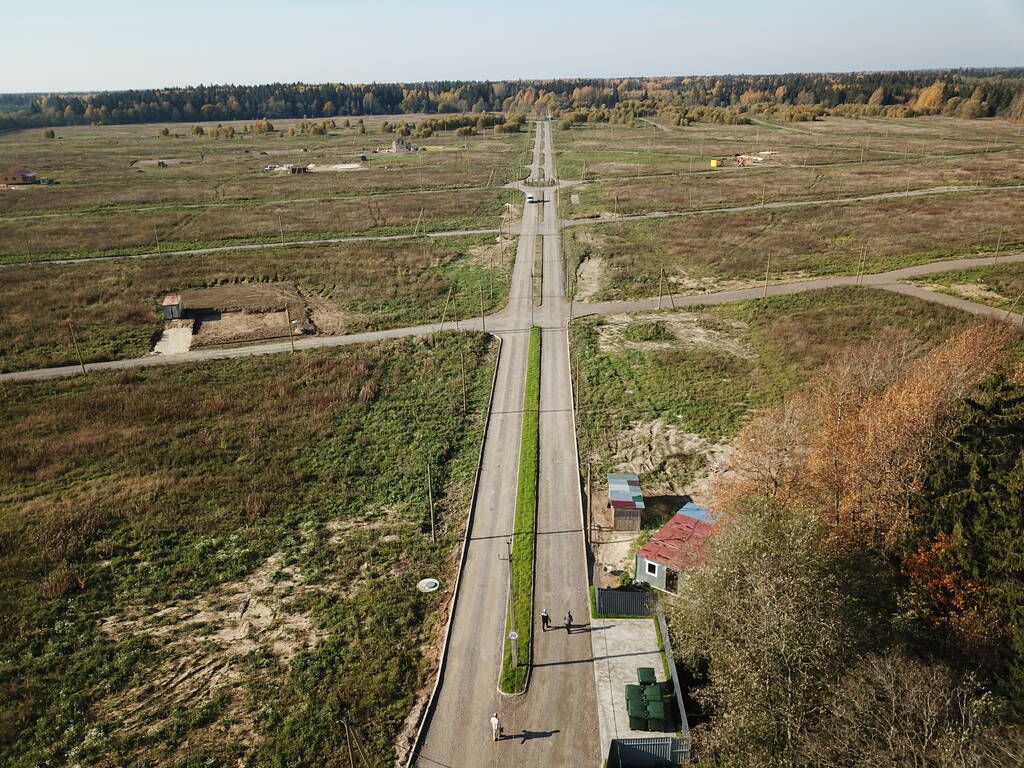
[499,326,541,694]
[0,333,497,766]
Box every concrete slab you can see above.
[589,615,668,758]
[152,325,192,355]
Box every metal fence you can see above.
[606,736,690,767]
[595,588,655,616]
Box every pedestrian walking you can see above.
[490,712,503,742]
[564,610,573,634]
[540,608,550,631]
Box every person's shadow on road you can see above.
[504,729,560,743]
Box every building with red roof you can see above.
[634,502,716,593]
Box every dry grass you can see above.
[0,233,514,371]
[0,186,510,260]
[565,189,1024,300]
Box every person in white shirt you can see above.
[490,712,503,741]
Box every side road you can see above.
[5,250,1023,382]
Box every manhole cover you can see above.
[416,578,440,593]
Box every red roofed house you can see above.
[3,168,37,185]
[634,502,716,593]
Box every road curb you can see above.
[404,333,504,767]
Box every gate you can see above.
[595,588,655,616]
[607,736,690,767]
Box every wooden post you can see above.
[586,461,592,547]
[413,207,424,237]
[67,320,86,375]
[452,289,459,331]
[479,284,486,333]
[426,463,435,542]
[436,286,453,337]
[763,251,771,298]
[459,349,468,414]
[995,226,1004,256]
[285,306,295,352]
[658,268,665,309]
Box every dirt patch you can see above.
[575,256,605,301]
[181,282,316,348]
[466,241,504,268]
[305,295,352,335]
[96,552,327,753]
[181,282,305,315]
[595,311,755,359]
[602,417,731,497]
[192,309,295,347]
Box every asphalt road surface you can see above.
[5,248,1023,383]
[412,119,599,767]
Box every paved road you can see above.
[6,250,1024,383]
[561,182,1024,229]
[412,120,599,767]
[573,250,1024,323]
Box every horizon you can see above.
[6,64,1024,98]
[6,0,1023,93]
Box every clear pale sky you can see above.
[4,0,1023,93]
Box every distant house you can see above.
[3,168,37,185]
[634,502,716,593]
[392,136,413,154]
[162,294,183,320]
[608,473,645,531]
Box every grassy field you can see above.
[0,234,515,373]
[564,189,1024,301]
[560,150,1024,220]
[554,116,1024,181]
[907,262,1024,312]
[571,287,973,492]
[0,333,496,767]
[500,326,540,694]
[0,117,530,260]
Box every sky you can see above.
[2,0,1023,93]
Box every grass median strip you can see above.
[499,325,541,694]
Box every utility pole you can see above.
[857,247,867,286]
[426,463,435,542]
[995,226,1004,256]
[500,537,517,667]
[278,214,284,245]
[452,290,459,331]
[657,267,665,309]
[413,207,424,237]
[67,320,86,375]
[284,306,295,352]
[153,225,160,251]
[763,251,771,298]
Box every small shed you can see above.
[4,168,37,185]
[608,473,645,531]
[634,503,716,594]
[162,293,184,320]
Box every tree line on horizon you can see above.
[3,68,1024,131]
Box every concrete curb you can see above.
[404,334,504,767]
